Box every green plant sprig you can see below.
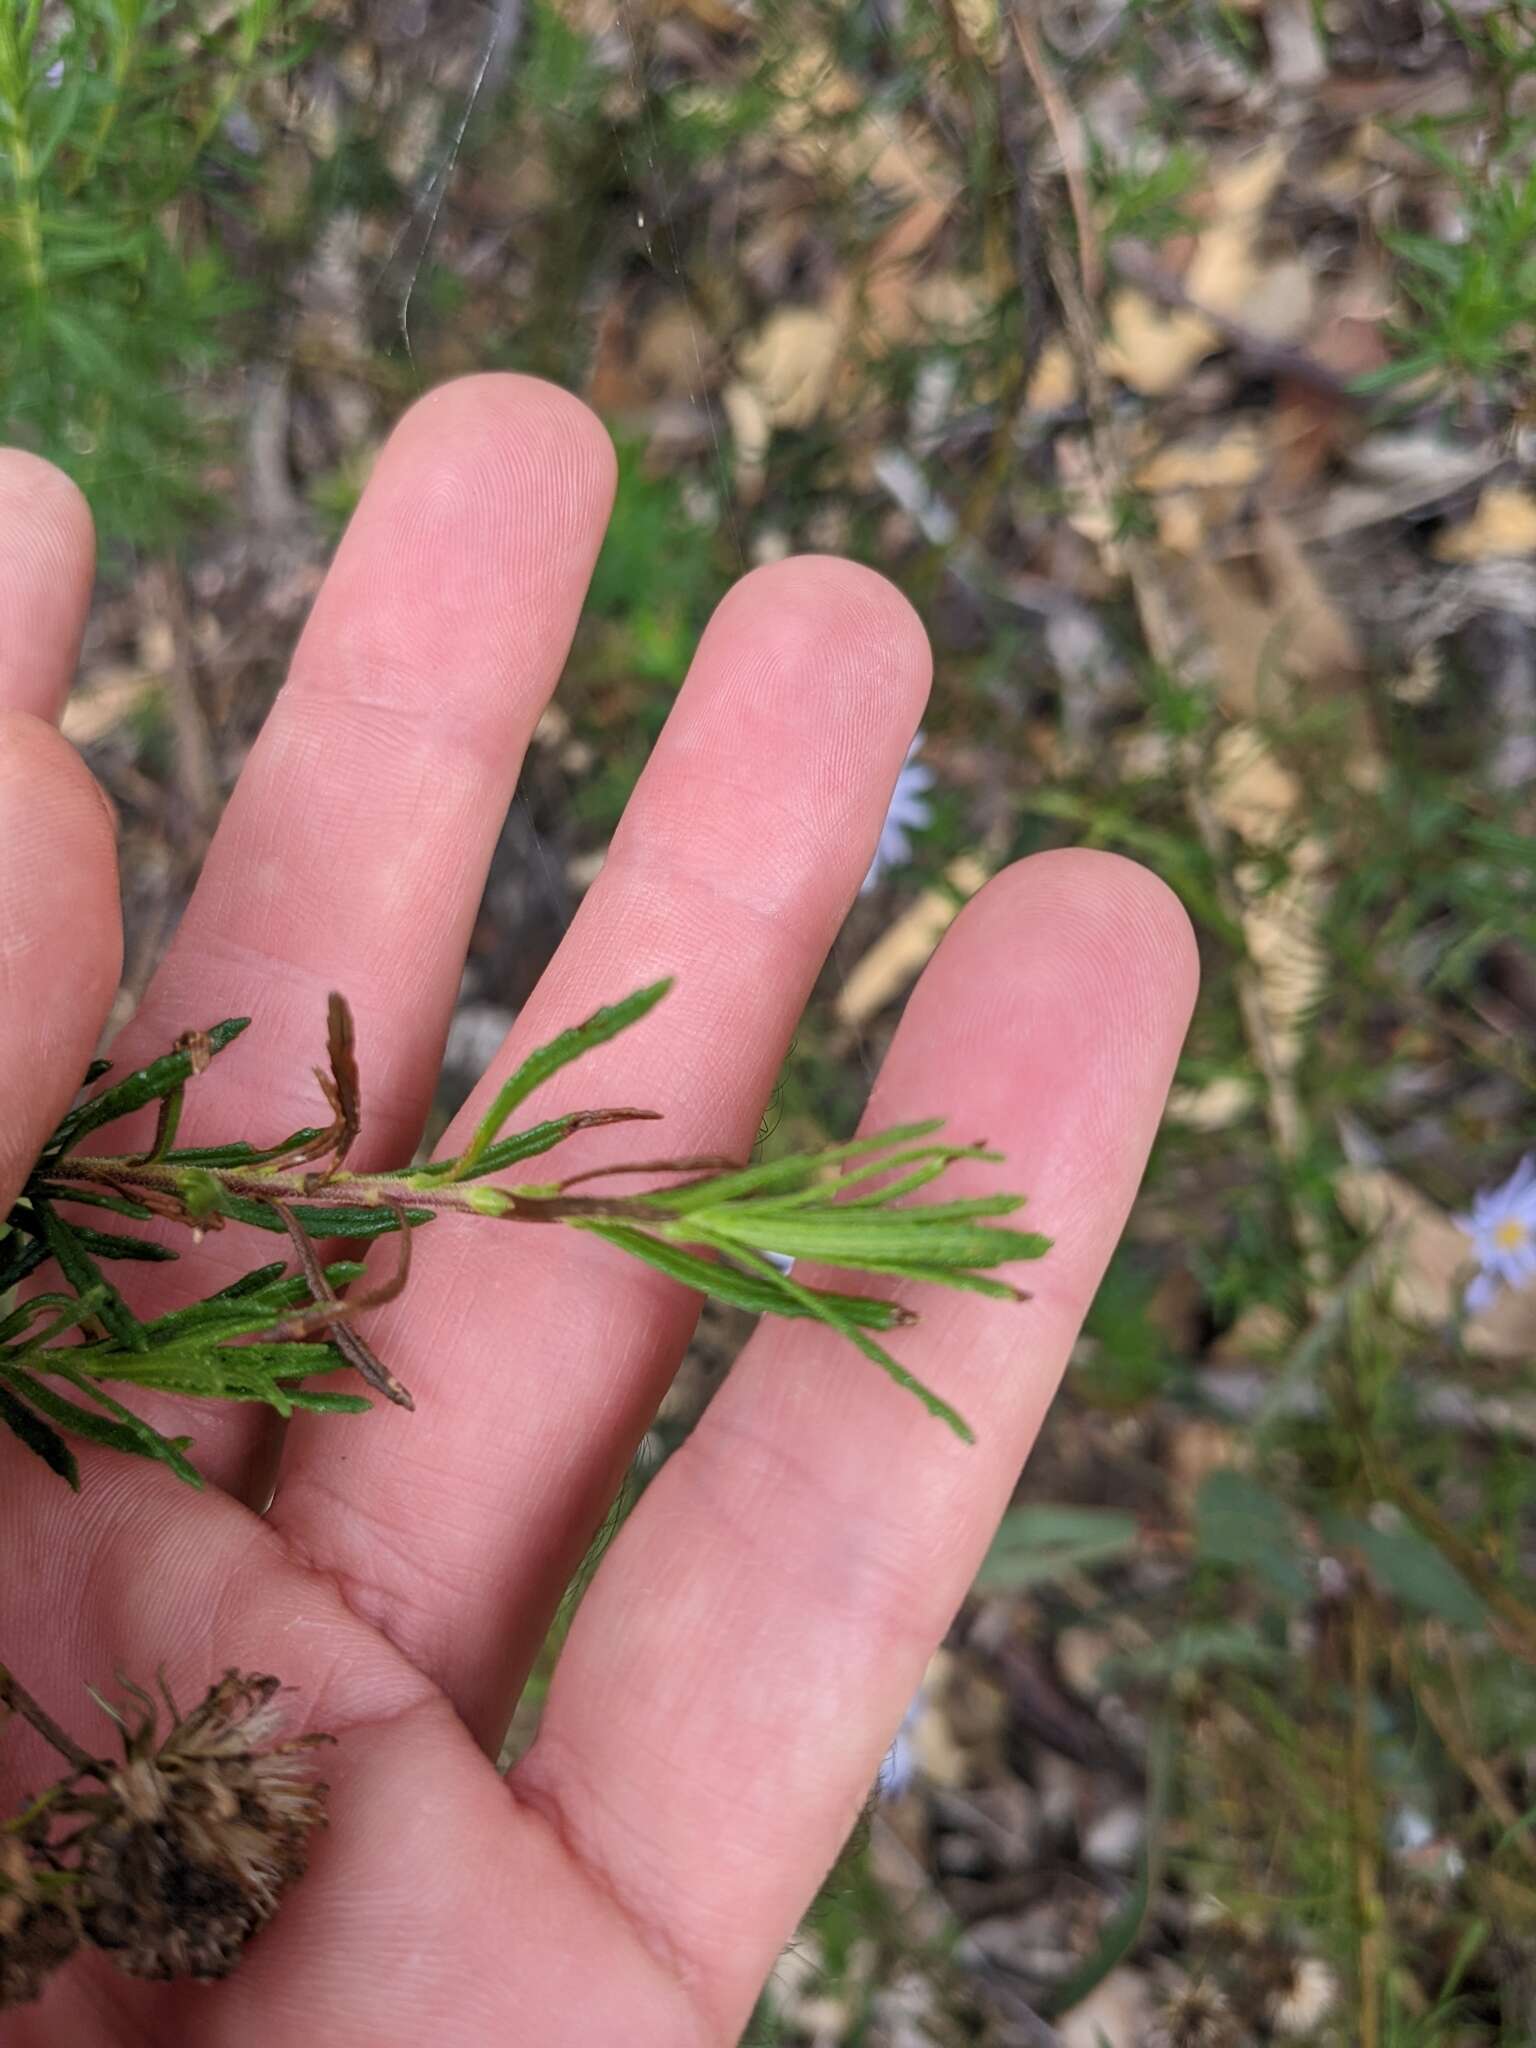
[2,980,1049,1486]
[0,0,300,544]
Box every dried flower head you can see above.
[1146,1972,1245,2048]
[78,1670,329,1981]
[1266,1953,1339,2037]
[0,1831,79,2010]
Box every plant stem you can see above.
[64,4,142,201]
[59,1154,667,1225]
[0,17,46,297]
[1370,1461,1536,1670]
[0,1664,102,1779]
[1348,1594,1384,2048]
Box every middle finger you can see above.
[270,554,931,1747]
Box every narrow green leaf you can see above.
[9,1369,201,1489]
[0,1381,79,1488]
[48,1017,250,1153]
[141,1084,185,1165]
[581,1223,913,1329]
[31,1185,154,1221]
[835,1156,983,1207]
[817,1261,1024,1299]
[711,1238,975,1442]
[94,1340,347,1396]
[137,1263,365,1344]
[5,1288,108,1361]
[1037,1708,1174,2019]
[420,1108,660,1184]
[210,1261,291,1299]
[212,1192,433,1239]
[33,62,93,175]
[37,1209,147,1352]
[0,1229,49,1296]
[672,1205,1048,1272]
[280,1388,372,1415]
[751,1141,1002,1212]
[633,1121,947,1214]
[163,1125,325,1167]
[451,980,674,1180]
[64,1225,178,1264]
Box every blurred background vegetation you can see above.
[4,0,1536,2040]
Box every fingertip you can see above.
[722,553,930,666]
[951,846,1199,1033]
[0,708,117,872]
[0,711,121,1197]
[0,451,96,722]
[0,447,94,553]
[1012,845,1200,1014]
[297,376,621,746]
[704,554,933,737]
[384,372,618,522]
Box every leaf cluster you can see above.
[3,979,1048,1486]
[0,0,295,544]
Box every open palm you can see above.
[0,377,1195,2046]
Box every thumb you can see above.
[0,711,122,1206]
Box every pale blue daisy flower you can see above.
[876,1687,926,1800]
[861,736,935,895]
[1455,1154,1536,1314]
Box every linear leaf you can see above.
[136,1263,365,1344]
[0,1230,49,1296]
[38,1209,147,1352]
[632,1122,947,1214]
[582,1223,914,1329]
[10,1369,201,1489]
[48,1017,250,1153]
[670,1206,1048,1272]
[65,1225,178,1264]
[452,980,673,1180]
[282,1388,372,1415]
[93,1340,348,1396]
[0,1381,79,1488]
[418,1108,661,1185]
[162,1126,325,1167]
[209,1192,433,1240]
[32,1185,155,1221]
[751,1142,1003,1212]
[707,1238,974,1442]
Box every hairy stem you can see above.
[0,1664,102,1779]
[57,1154,693,1227]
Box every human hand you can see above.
[0,376,1196,2045]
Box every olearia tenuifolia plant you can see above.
[0,978,1049,2005]
[0,0,295,544]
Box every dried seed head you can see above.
[0,1833,79,2010]
[79,1671,329,1982]
[1146,1973,1246,2048]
